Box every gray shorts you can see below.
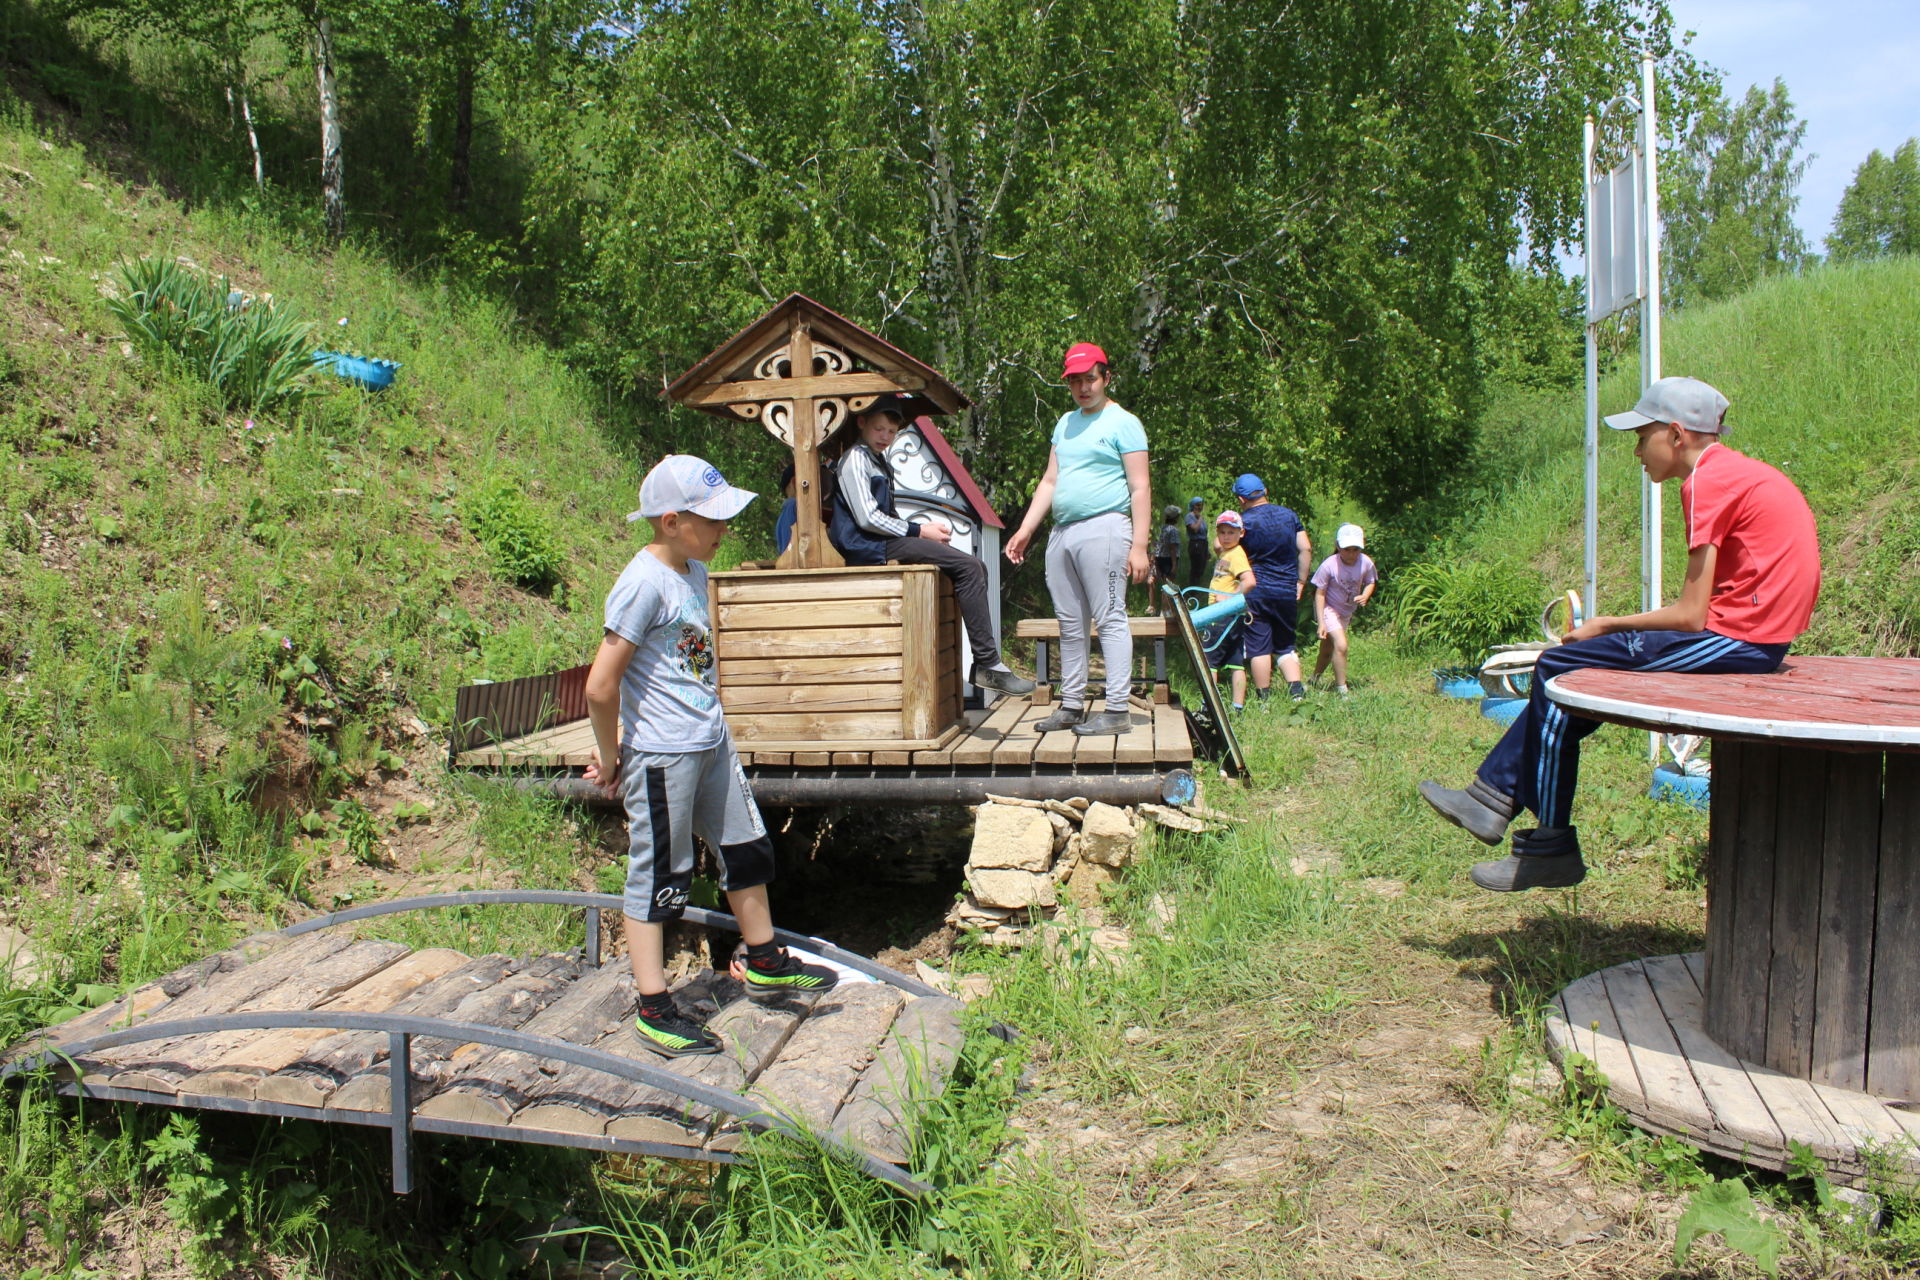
[619,736,774,922]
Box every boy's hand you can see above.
[1563,616,1610,644]
[585,749,620,796]
[1005,528,1032,564]
[921,519,952,545]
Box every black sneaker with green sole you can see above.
[632,1005,723,1057]
[743,949,841,1004]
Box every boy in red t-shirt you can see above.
[1419,376,1821,891]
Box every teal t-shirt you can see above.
[1049,402,1148,525]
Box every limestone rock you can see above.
[970,867,1056,910]
[1138,803,1215,833]
[1067,861,1123,910]
[1047,810,1074,852]
[947,895,1020,928]
[1052,835,1081,884]
[1079,803,1137,866]
[1065,797,1091,811]
[968,803,1055,873]
[0,925,43,986]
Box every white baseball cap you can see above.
[627,454,757,523]
[1335,523,1365,549]
[1604,376,1731,434]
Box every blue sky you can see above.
[1673,0,1920,249]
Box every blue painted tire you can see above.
[1651,763,1710,811]
[312,349,402,390]
[1435,668,1483,699]
[1481,697,1526,726]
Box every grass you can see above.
[4,32,1920,1280]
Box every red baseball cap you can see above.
[1061,342,1107,378]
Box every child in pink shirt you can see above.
[1310,523,1377,697]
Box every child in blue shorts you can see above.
[585,455,838,1056]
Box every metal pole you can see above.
[1583,113,1600,615]
[1642,53,1665,762]
[389,1032,414,1194]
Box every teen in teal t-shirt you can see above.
[1050,402,1149,524]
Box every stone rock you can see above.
[1067,861,1123,910]
[1043,799,1084,821]
[1047,810,1074,852]
[1079,803,1137,867]
[956,973,995,1002]
[1065,796,1091,811]
[0,924,44,985]
[947,895,1020,928]
[981,793,1048,809]
[969,867,1056,910]
[968,803,1055,873]
[1138,803,1214,833]
[914,960,954,994]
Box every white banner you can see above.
[1587,150,1645,321]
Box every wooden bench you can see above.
[1015,616,1171,705]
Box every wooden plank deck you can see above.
[1544,952,1920,1185]
[3,901,962,1193]
[453,696,1195,778]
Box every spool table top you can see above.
[1547,655,1920,751]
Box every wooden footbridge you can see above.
[1,893,963,1195]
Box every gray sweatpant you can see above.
[1044,510,1134,713]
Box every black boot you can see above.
[1469,826,1586,892]
[1418,777,1517,846]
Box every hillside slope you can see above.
[1410,257,1920,657]
[1,101,685,988]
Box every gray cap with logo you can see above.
[1604,376,1731,434]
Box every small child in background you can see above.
[1310,523,1378,698]
[1153,504,1183,614]
[1207,510,1256,710]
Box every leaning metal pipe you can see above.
[519,770,1196,809]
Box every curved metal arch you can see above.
[4,1008,929,1195]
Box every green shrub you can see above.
[105,257,319,413]
[459,476,567,590]
[1391,559,1544,663]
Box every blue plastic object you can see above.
[1651,763,1710,810]
[1187,591,1247,630]
[312,349,402,391]
[1481,697,1526,726]
[1435,667,1482,699]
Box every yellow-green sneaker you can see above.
[742,948,840,1004]
[632,1004,722,1057]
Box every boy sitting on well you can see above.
[1419,378,1820,892]
[829,394,1034,696]
[586,455,839,1056]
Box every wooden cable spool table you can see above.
[1540,656,1920,1180]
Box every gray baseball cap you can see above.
[627,454,757,522]
[1604,376,1731,434]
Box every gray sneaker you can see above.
[1072,709,1132,736]
[1034,705,1088,732]
[972,664,1037,696]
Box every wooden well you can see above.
[711,564,963,751]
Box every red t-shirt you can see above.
[1682,442,1821,644]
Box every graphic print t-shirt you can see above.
[1209,545,1252,602]
[604,551,725,753]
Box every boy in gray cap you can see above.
[585,455,838,1055]
[1419,377,1821,891]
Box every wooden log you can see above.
[717,599,902,631]
[180,949,469,1101]
[1869,752,1920,1101]
[715,575,904,605]
[723,684,904,715]
[259,953,522,1109]
[1811,752,1883,1091]
[901,570,939,741]
[415,962,633,1125]
[728,711,907,743]
[830,996,965,1164]
[326,954,582,1113]
[730,982,906,1144]
[102,940,413,1095]
[512,973,814,1144]
[717,655,904,687]
[718,628,903,660]
[1764,746,1827,1078]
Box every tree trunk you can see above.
[449,4,475,214]
[239,82,264,189]
[315,15,345,242]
